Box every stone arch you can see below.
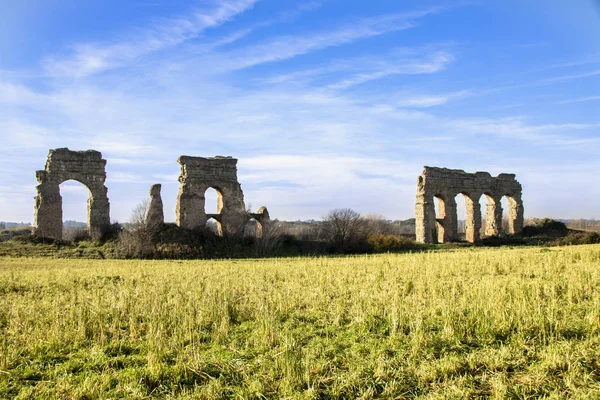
[416,167,524,244]
[248,206,270,238]
[176,156,247,236]
[206,215,223,236]
[34,148,110,240]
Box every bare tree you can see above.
[363,213,392,236]
[254,221,285,257]
[118,200,159,258]
[321,208,367,251]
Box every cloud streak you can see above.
[223,8,441,70]
[43,0,259,78]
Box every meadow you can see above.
[1,245,600,399]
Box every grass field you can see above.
[1,245,600,398]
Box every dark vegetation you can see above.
[0,212,598,259]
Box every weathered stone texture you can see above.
[176,156,248,236]
[34,148,110,240]
[415,167,524,244]
[248,206,270,237]
[146,184,164,229]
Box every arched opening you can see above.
[501,196,510,234]
[479,194,492,237]
[501,195,522,234]
[433,195,445,243]
[204,187,223,215]
[59,180,90,241]
[206,217,222,236]
[455,193,468,241]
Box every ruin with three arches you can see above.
[33,148,524,243]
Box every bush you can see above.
[0,227,33,242]
[556,231,600,246]
[63,227,90,242]
[523,218,568,237]
[367,234,417,253]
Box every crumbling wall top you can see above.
[422,166,518,182]
[419,166,522,198]
[178,155,239,182]
[36,148,107,185]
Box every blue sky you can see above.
[1,0,599,223]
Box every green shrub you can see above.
[556,231,600,246]
[523,218,568,237]
[368,234,417,253]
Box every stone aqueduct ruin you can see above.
[33,149,524,243]
[34,149,111,240]
[176,156,269,236]
[33,149,269,240]
[415,167,524,243]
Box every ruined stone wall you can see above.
[248,206,270,238]
[415,167,524,243]
[34,148,110,240]
[176,156,248,236]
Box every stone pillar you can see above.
[176,182,205,229]
[485,196,503,236]
[416,193,436,243]
[464,194,481,243]
[441,196,457,242]
[146,184,164,229]
[218,184,247,237]
[508,195,524,235]
[34,180,63,240]
[87,186,111,240]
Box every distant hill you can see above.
[0,221,88,230]
[63,220,87,229]
[0,222,31,229]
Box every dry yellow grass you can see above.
[1,245,600,398]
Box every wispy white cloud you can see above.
[538,69,600,84]
[259,47,455,91]
[224,8,441,70]
[396,90,470,108]
[327,51,454,90]
[43,0,259,78]
[556,96,600,105]
[451,117,600,145]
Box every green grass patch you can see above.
[1,245,600,398]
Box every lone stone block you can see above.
[146,184,164,229]
[33,148,110,240]
[415,167,524,244]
